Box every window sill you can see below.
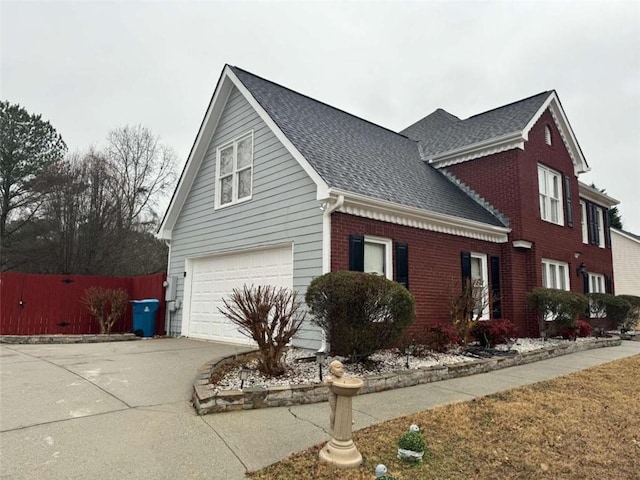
[214,196,253,211]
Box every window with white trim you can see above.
[470,253,489,320]
[215,131,254,208]
[596,207,605,248]
[363,236,393,280]
[588,273,605,294]
[588,273,606,318]
[538,164,564,225]
[580,201,588,244]
[541,259,570,291]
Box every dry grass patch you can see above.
[249,355,640,479]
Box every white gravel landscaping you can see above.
[212,337,595,392]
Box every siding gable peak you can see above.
[157,65,330,240]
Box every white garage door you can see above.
[185,245,293,344]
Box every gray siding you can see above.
[168,87,324,348]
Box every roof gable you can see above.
[159,66,510,240]
[157,66,330,240]
[402,91,590,175]
[230,67,506,228]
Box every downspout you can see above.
[318,194,344,352]
[164,239,172,336]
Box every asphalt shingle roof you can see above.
[231,66,506,228]
[401,92,553,157]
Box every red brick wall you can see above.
[331,213,507,335]
[445,109,614,334]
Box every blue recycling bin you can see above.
[131,299,160,337]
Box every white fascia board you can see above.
[523,92,590,176]
[226,68,330,201]
[578,181,620,207]
[328,189,511,243]
[611,228,640,245]
[157,68,234,240]
[429,131,524,168]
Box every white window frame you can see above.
[215,131,254,209]
[596,207,605,248]
[363,236,393,280]
[538,164,564,226]
[588,272,606,318]
[470,252,489,320]
[541,259,570,291]
[580,200,588,244]
[588,273,605,294]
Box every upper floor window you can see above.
[215,131,254,208]
[538,164,564,226]
[582,200,608,248]
[541,259,569,291]
[580,201,588,243]
[544,125,552,146]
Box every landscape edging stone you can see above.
[192,337,622,415]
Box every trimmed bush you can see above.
[577,319,593,337]
[588,293,631,325]
[421,322,460,353]
[526,288,589,338]
[618,294,640,331]
[82,287,129,334]
[397,430,426,452]
[218,285,306,376]
[471,319,517,348]
[305,271,415,362]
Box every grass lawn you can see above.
[249,354,640,479]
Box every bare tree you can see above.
[105,125,177,231]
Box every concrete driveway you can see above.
[2,338,639,479]
[0,338,254,479]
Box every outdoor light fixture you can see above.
[577,262,587,276]
[405,349,410,369]
[239,366,251,390]
[315,350,326,382]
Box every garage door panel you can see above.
[187,246,293,344]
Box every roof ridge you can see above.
[465,91,553,121]
[230,65,413,141]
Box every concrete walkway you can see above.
[1,338,638,479]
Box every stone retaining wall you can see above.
[192,337,621,415]
[0,333,139,344]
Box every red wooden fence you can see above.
[0,272,166,336]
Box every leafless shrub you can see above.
[218,285,306,377]
[83,287,129,334]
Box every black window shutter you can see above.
[603,209,611,248]
[490,256,501,319]
[395,243,409,289]
[583,272,589,294]
[564,175,573,227]
[461,251,471,286]
[587,202,599,246]
[348,235,364,272]
[605,275,612,294]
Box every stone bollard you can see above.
[319,376,364,468]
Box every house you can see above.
[611,228,640,296]
[158,65,618,349]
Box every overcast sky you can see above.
[2,1,639,232]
